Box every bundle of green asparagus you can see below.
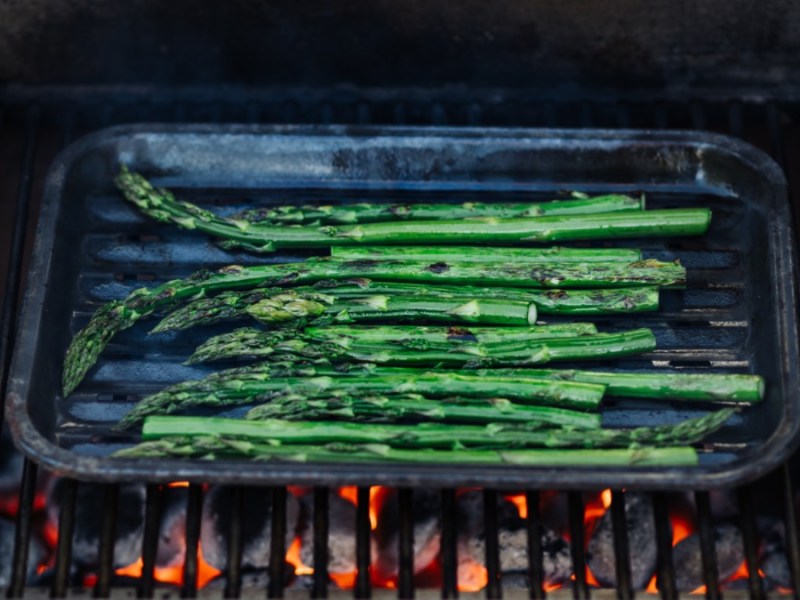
[60,167,765,468]
[62,260,673,394]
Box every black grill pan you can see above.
[6,124,799,489]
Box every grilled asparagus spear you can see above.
[114,436,700,466]
[116,167,710,252]
[234,193,645,225]
[186,326,656,366]
[116,372,607,429]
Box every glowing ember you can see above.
[585,566,602,587]
[338,486,358,507]
[505,494,527,519]
[584,489,612,525]
[458,560,489,592]
[167,481,189,488]
[285,536,314,576]
[330,571,358,589]
[669,508,694,546]
[115,547,221,588]
[42,521,59,548]
[369,487,389,530]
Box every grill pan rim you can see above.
[6,123,799,490]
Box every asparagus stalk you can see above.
[114,436,700,466]
[186,327,656,366]
[152,283,658,333]
[331,245,643,263]
[117,168,710,251]
[139,408,735,449]
[234,193,645,225]
[243,392,605,428]
[304,323,600,343]
[476,368,765,403]
[116,373,606,429]
[192,360,762,405]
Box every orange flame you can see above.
[285,536,314,576]
[167,481,190,488]
[584,489,613,525]
[285,532,358,589]
[115,546,221,588]
[505,494,527,519]
[369,487,390,530]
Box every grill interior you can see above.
[1,90,800,599]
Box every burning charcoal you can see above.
[46,480,144,568]
[457,491,572,587]
[374,489,439,579]
[0,517,46,586]
[157,487,189,568]
[586,493,656,590]
[299,490,373,578]
[201,486,299,570]
[673,523,744,591]
[760,522,791,590]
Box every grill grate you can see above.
[0,91,799,599]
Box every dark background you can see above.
[0,0,797,92]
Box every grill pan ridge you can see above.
[5,124,799,489]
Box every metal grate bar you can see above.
[52,479,78,598]
[652,493,677,600]
[355,487,372,599]
[483,490,502,599]
[7,458,39,598]
[225,486,244,599]
[94,484,120,598]
[694,492,721,600]
[610,491,633,600]
[268,487,287,599]
[397,488,415,599]
[139,484,163,598]
[440,488,458,599]
[312,487,330,598]
[182,484,204,598]
[526,490,544,600]
[568,492,589,600]
[737,485,765,600]
[0,107,38,433]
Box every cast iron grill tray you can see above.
[5,124,799,489]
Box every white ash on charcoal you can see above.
[298,490,377,577]
[373,489,439,579]
[672,523,744,591]
[759,520,791,590]
[156,486,189,568]
[586,492,656,590]
[45,479,144,568]
[457,491,572,587]
[0,517,46,586]
[201,486,299,570]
